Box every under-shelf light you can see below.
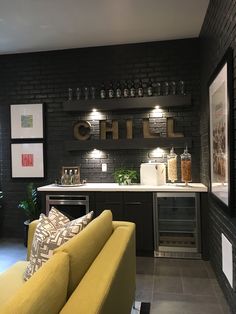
[87,110,105,120]
[90,149,103,159]
[152,105,163,117]
[150,147,164,158]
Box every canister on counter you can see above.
[181,146,192,185]
[167,147,177,183]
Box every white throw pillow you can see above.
[24,210,93,280]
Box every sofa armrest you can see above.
[60,223,136,314]
[112,221,134,230]
[27,220,39,260]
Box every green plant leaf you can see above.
[18,183,40,221]
[113,168,138,184]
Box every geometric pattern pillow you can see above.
[24,211,93,281]
[48,207,70,227]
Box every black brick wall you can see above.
[0,39,201,238]
[200,0,236,312]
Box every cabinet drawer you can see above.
[95,192,123,203]
[124,192,153,203]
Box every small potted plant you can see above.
[113,168,138,185]
[18,183,40,246]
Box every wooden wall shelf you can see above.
[65,138,192,151]
[63,95,191,112]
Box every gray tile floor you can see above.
[136,256,232,314]
[0,238,26,273]
[0,240,232,314]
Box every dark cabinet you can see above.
[40,190,154,256]
[124,193,153,255]
[95,192,124,221]
[94,191,153,255]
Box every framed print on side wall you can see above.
[10,103,44,139]
[11,143,45,178]
[209,47,234,216]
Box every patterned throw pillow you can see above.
[24,210,94,281]
[48,207,70,227]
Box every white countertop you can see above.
[38,183,208,192]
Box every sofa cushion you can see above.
[24,211,93,280]
[55,210,113,297]
[0,261,28,306]
[1,252,69,314]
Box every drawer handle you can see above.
[105,202,120,205]
[125,202,142,205]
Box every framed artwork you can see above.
[10,103,44,139]
[209,48,234,216]
[11,143,45,178]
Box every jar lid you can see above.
[169,147,177,157]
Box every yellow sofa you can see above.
[0,210,136,314]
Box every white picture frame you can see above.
[11,143,44,178]
[10,103,44,139]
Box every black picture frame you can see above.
[208,47,234,216]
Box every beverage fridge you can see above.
[153,192,201,259]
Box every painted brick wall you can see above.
[0,39,201,238]
[200,0,236,312]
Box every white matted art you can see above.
[10,104,44,139]
[11,143,44,178]
[208,48,234,216]
[221,233,233,289]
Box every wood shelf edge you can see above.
[65,137,192,151]
[63,94,191,112]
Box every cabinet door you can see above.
[124,192,153,255]
[95,192,124,221]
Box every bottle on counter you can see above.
[115,81,122,98]
[108,82,115,99]
[72,169,81,185]
[130,81,136,97]
[61,169,70,185]
[137,80,144,97]
[156,82,161,96]
[69,169,74,185]
[100,83,106,99]
[178,80,185,95]
[147,78,154,96]
[123,81,129,98]
[167,147,177,183]
[84,86,89,100]
[181,146,192,185]
[68,88,73,101]
[163,81,169,96]
[91,86,96,99]
[76,87,81,100]
[170,81,176,95]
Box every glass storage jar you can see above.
[167,147,177,183]
[181,147,192,185]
